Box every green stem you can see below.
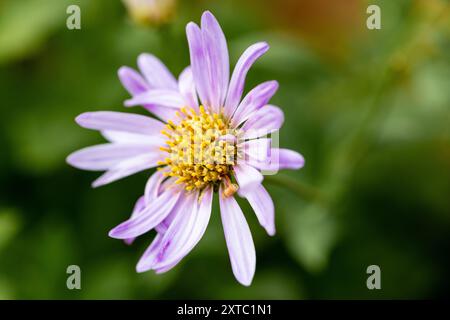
[264,174,322,202]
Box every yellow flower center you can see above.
[158,106,238,192]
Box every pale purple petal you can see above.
[144,170,166,204]
[154,259,182,274]
[219,187,256,286]
[186,22,213,110]
[201,11,229,110]
[124,89,184,109]
[116,178,177,239]
[241,105,284,139]
[137,53,178,90]
[101,130,164,146]
[231,81,279,127]
[137,191,198,271]
[252,148,305,172]
[109,189,181,239]
[75,111,165,136]
[142,105,177,123]
[91,153,163,188]
[136,233,163,272]
[139,244,182,275]
[152,187,213,270]
[178,66,199,111]
[131,196,146,218]
[154,191,200,260]
[118,62,180,122]
[154,183,188,234]
[276,148,305,170]
[67,143,159,171]
[155,222,169,235]
[124,196,146,245]
[118,66,149,95]
[241,184,275,236]
[224,42,269,118]
[233,163,263,194]
[240,138,271,167]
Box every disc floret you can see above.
[158,106,238,191]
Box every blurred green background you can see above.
[0,0,449,299]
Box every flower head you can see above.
[67,11,304,286]
[122,0,176,26]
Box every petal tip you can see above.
[137,52,151,63]
[135,262,149,273]
[256,41,270,52]
[108,226,124,239]
[267,227,276,237]
[66,153,74,167]
[65,153,77,168]
[201,10,215,21]
[75,112,90,126]
[123,98,134,107]
[294,154,305,170]
[270,80,279,90]
[186,21,199,33]
[117,66,129,77]
[237,276,253,287]
[91,181,100,188]
[124,238,134,246]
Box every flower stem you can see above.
[264,174,322,202]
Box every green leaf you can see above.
[0,0,73,64]
[285,204,339,273]
[0,208,21,253]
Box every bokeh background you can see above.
[0,0,449,299]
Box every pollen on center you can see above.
[157,106,238,191]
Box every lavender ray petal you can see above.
[178,66,199,111]
[148,191,198,268]
[124,89,184,109]
[91,153,163,188]
[136,233,164,273]
[66,143,159,171]
[201,11,229,110]
[109,190,181,239]
[137,53,178,90]
[118,66,149,95]
[219,187,256,286]
[231,81,279,127]
[186,22,211,110]
[233,162,263,194]
[239,138,271,167]
[241,184,275,236]
[144,170,167,204]
[241,105,284,139]
[124,195,146,245]
[152,187,213,270]
[224,42,269,118]
[101,130,165,146]
[75,111,165,136]
[252,148,305,171]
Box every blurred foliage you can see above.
[0,0,76,64]
[0,0,449,299]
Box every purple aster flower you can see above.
[67,11,304,286]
